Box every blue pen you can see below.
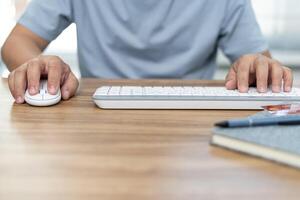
[215,115,300,128]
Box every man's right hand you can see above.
[8,55,79,104]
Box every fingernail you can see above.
[285,86,291,92]
[63,90,70,100]
[273,86,281,92]
[16,96,23,104]
[225,81,231,87]
[29,87,36,94]
[239,86,247,93]
[49,86,57,94]
[259,87,266,93]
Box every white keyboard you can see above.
[93,86,300,110]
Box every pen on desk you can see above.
[215,115,300,128]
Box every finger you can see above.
[13,66,27,104]
[46,57,63,94]
[237,61,251,93]
[225,66,237,90]
[282,66,293,92]
[61,63,71,85]
[27,59,42,95]
[61,72,79,100]
[8,71,15,99]
[270,62,283,93]
[254,56,269,93]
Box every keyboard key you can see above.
[108,86,121,95]
[95,86,110,95]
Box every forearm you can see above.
[1,35,43,71]
[1,24,48,71]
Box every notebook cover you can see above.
[212,111,300,159]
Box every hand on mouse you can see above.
[8,55,79,104]
[225,53,293,93]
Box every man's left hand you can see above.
[225,53,293,93]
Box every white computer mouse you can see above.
[25,80,61,107]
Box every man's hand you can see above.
[8,55,79,104]
[225,54,293,93]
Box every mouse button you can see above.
[44,91,61,101]
[25,90,43,101]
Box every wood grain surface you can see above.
[0,78,300,200]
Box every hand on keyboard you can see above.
[225,53,293,93]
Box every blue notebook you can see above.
[211,111,300,169]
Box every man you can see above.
[1,0,293,104]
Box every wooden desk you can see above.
[1,78,300,200]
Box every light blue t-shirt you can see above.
[19,0,268,79]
